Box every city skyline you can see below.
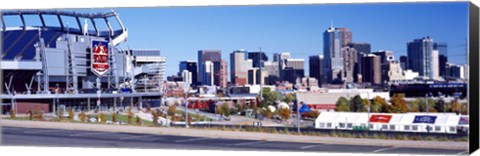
[2,2,469,77]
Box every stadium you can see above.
[1,10,165,114]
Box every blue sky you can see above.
[4,2,470,77]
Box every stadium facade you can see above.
[1,10,165,114]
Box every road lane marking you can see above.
[174,137,210,143]
[373,147,399,153]
[232,140,266,146]
[119,135,153,140]
[24,129,65,134]
[300,144,329,149]
[70,132,108,137]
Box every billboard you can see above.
[369,115,392,123]
[91,40,109,76]
[413,115,437,124]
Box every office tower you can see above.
[204,61,214,86]
[181,70,192,85]
[248,68,267,85]
[309,55,325,87]
[198,50,221,86]
[341,47,357,83]
[283,58,305,84]
[219,60,228,88]
[434,42,448,77]
[407,36,435,79]
[362,54,381,85]
[248,52,268,68]
[372,50,395,64]
[400,55,408,70]
[347,42,371,83]
[431,50,440,80]
[179,60,197,86]
[446,63,464,79]
[276,52,292,80]
[263,61,280,85]
[230,50,252,86]
[323,26,352,84]
[383,61,404,83]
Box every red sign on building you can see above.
[91,40,109,76]
[369,115,392,123]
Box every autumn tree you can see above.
[100,113,106,123]
[28,110,33,120]
[372,96,388,113]
[168,105,176,121]
[152,110,159,126]
[34,108,43,120]
[68,107,74,120]
[434,99,446,113]
[278,107,291,122]
[78,112,86,122]
[390,94,408,113]
[136,115,142,125]
[350,95,365,112]
[127,108,134,124]
[219,102,231,117]
[112,113,117,123]
[9,109,15,119]
[335,97,350,112]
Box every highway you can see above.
[1,126,468,155]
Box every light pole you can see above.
[367,92,370,131]
[295,91,300,133]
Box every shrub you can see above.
[136,115,141,125]
[168,105,176,121]
[100,113,106,123]
[78,112,86,122]
[34,108,43,120]
[152,110,159,126]
[68,107,74,120]
[95,114,99,123]
[112,113,117,123]
[127,108,134,124]
[9,109,15,119]
[28,110,33,120]
[86,115,92,123]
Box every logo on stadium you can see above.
[91,40,109,76]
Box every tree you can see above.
[303,111,320,119]
[9,109,15,119]
[146,104,152,113]
[350,95,364,112]
[127,108,134,124]
[152,110,159,126]
[28,110,33,120]
[112,113,117,123]
[283,93,296,104]
[168,105,176,121]
[335,97,350,112]
[58,108,64,120]
[259,88,281,108]
[390,94,408,113]
[278,107,291,122]
[34,108,43,120]
[78,112,86,122]
[220,102,231,117]
[136,115,142,125]
[68,107,74,120]
[100,113,106,123]
[372,96,388,113]
[408,99,422,112]
[434,99,446,113]
[418,98,436,112]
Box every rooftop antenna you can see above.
[330,20,333,28]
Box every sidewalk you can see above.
[0,119,468,150]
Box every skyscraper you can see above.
[204,61,214,86]
[347,42,371,83]
[373,50,395,84]
[309,55,324,87]
[230,50,252,86]
[283,58,305,84]
[179,60,197,86]
[323,26,352,84]
[198,50,221,86]
[400,55,408,70]
[407,37,435,79]
[341,47,357,83]
[248,52,268,68]
[219,60,228,88]
[434,43,448,77]
[362,54,381,85]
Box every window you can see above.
[347,123,353,128]
[412,125,418,131]
[389,125,395,130]
[449,127,456,132]
[339,123,345,128]
[435,126,441,132]
[404,125,410,130]
[327,123,332,128]
[319,123,325,128]
[382,125,388,130]
[369,124,374,129]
